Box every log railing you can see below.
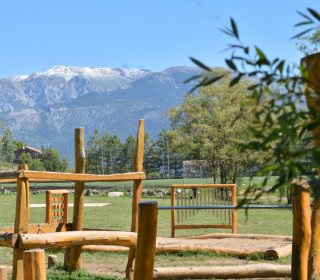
[0,120,145,280]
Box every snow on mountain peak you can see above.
[36,65,150,81]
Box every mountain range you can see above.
[0,65,200,158]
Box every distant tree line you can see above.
[85,128,182,178]
[0,124,68,172]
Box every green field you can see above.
[0,183,292,279]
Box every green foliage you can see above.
[20,152,45,171]
[0,128,15,164]
[188,8,320,203]
[41,147,68,172]
[169,69,259,183]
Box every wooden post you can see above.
[291,179,311,280]
[301,53,320,279]
[171,185,176,238]
[126,119,145,278]
[0,266,7,280]
[23,249,46,280]
[45,191,52,224]
[13,164,30,280]
[133,201,157,280]
[64,128,86,271]
[231,184,237,234]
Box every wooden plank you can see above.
[18,231,137,249]
[19,170,145,182]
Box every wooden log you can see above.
[133,201,157,280]
[182,233,292,240]
[301,53,320,279]
[0,266,7,280]
[127,119,145,278]
[20,170,145,182]
[291,179,311,280]
[13,164,30,280]
[64,128,86,271]
[264,244,292,260]
[153,264,291,279]
[82,245,129,252]
[18,231,137,249]
[23,249,46,280]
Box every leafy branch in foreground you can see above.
[188,8,320,204]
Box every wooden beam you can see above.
[301,53,320,279]
[153,264,291,279]
[133,201,157,280]
[64,128,85,271]
[12,164,29,280]
[127,119,145,278]
[291,179,311,280]
[19,170,145,182]
[17,231,137,249]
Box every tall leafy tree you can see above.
[169,69,258,183]
[41,147,68,172]
[0,128,15,164]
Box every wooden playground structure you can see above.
[170,183,237,237]
[0,119,293,280]
[0,52,320,279]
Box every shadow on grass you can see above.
[48,265,125,280]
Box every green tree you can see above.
[41,147,68,172]
[144,134,161,178]
[169,69,258,183]
[119,135,136,172]
[20,152,45,171]
[187,8,320,200]
[0,128,15,164]
[296,28,320,55]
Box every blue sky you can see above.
[0,1,318,78]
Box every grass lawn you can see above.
[0,179,293,279]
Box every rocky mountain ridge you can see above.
[0,65,200,158]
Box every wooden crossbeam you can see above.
[17,231,137,249]
[19,170,145,182]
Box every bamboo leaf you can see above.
[230,18,239,39]
[225,59,237,70]
[308,8,320,22]
[189,57,212,72]
[291,28,315,40]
